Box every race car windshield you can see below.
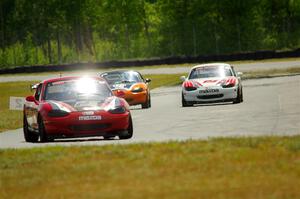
[101,71,143,85]
[44,78,112,101]
[189,66,233,79]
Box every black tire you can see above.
[119,116,133,139]
[23,115,39,143]
[182,93,193,107]
[141,94,151,109]
[233,87,242,104]
[240,88,244,102]
[38,116,52,142]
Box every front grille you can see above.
[197,94,224,99]
[70,123,111,131]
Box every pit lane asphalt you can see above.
[0,75,299,148]
[0,60,299,82]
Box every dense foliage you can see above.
[0,0,300,68]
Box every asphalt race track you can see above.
[0,75,299,148]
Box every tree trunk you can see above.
[214,25,219,54]
[141,0,151,51]
[236,18,241,52]
[88,25,98,60]
[57,30,62,64]
[74,20,82,61]
[192,24,197,56]
[125,23,130,57]
[0,3,4,49]
[47,37,52,64]
[34,46,38,64]
[83,23,94,56]
[13,45,16,65]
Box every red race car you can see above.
[23,76,133,142]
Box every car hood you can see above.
[186,77,237,87]
[47,96,120,112]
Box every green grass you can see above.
[144,73,186,89]
[1,136,300,198]
[242,67,300,79]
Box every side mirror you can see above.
[180,76,186,82]
[26,96,35,102]
[30,83,39,92]
[237,72,243,76]
[145,78,151,83]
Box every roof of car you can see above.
[41,76,105,84]
[100,70,140,75]
[191,63,231,70]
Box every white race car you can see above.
[181,63,243,107]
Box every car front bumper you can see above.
[182,86,238,103]
[43,111,130,138]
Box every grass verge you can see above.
[1,136,300,198]
[242,67,300,79]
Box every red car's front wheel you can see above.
[23,115,39,143]
[119,115,133,139]
[38,116,53,142]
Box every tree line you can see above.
[0,0,299,68]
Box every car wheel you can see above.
[240,87,244,102]
[23,115,39,143]
[182,93,193,107]
[38,116,52,142]
[233,88,242,104]
[119,116,133,139]
[141,94,151,109]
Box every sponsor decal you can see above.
[82,111,94,115]
[199,89,219,93]
[114,84,126,89]
[78,115,102,121]
[203,80,218,83]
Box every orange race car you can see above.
[100,70,151,109]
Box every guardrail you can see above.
[1,49,299,74]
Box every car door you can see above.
[25,83,42,131]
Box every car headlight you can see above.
[132,87,143,93]
[219,78,236,88]
[108,107,126,114]
[48,110,70,117]
[222,83,235,88]
[185,86,197,91]
[183,81,198,91]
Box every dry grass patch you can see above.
[1,136,300,199]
